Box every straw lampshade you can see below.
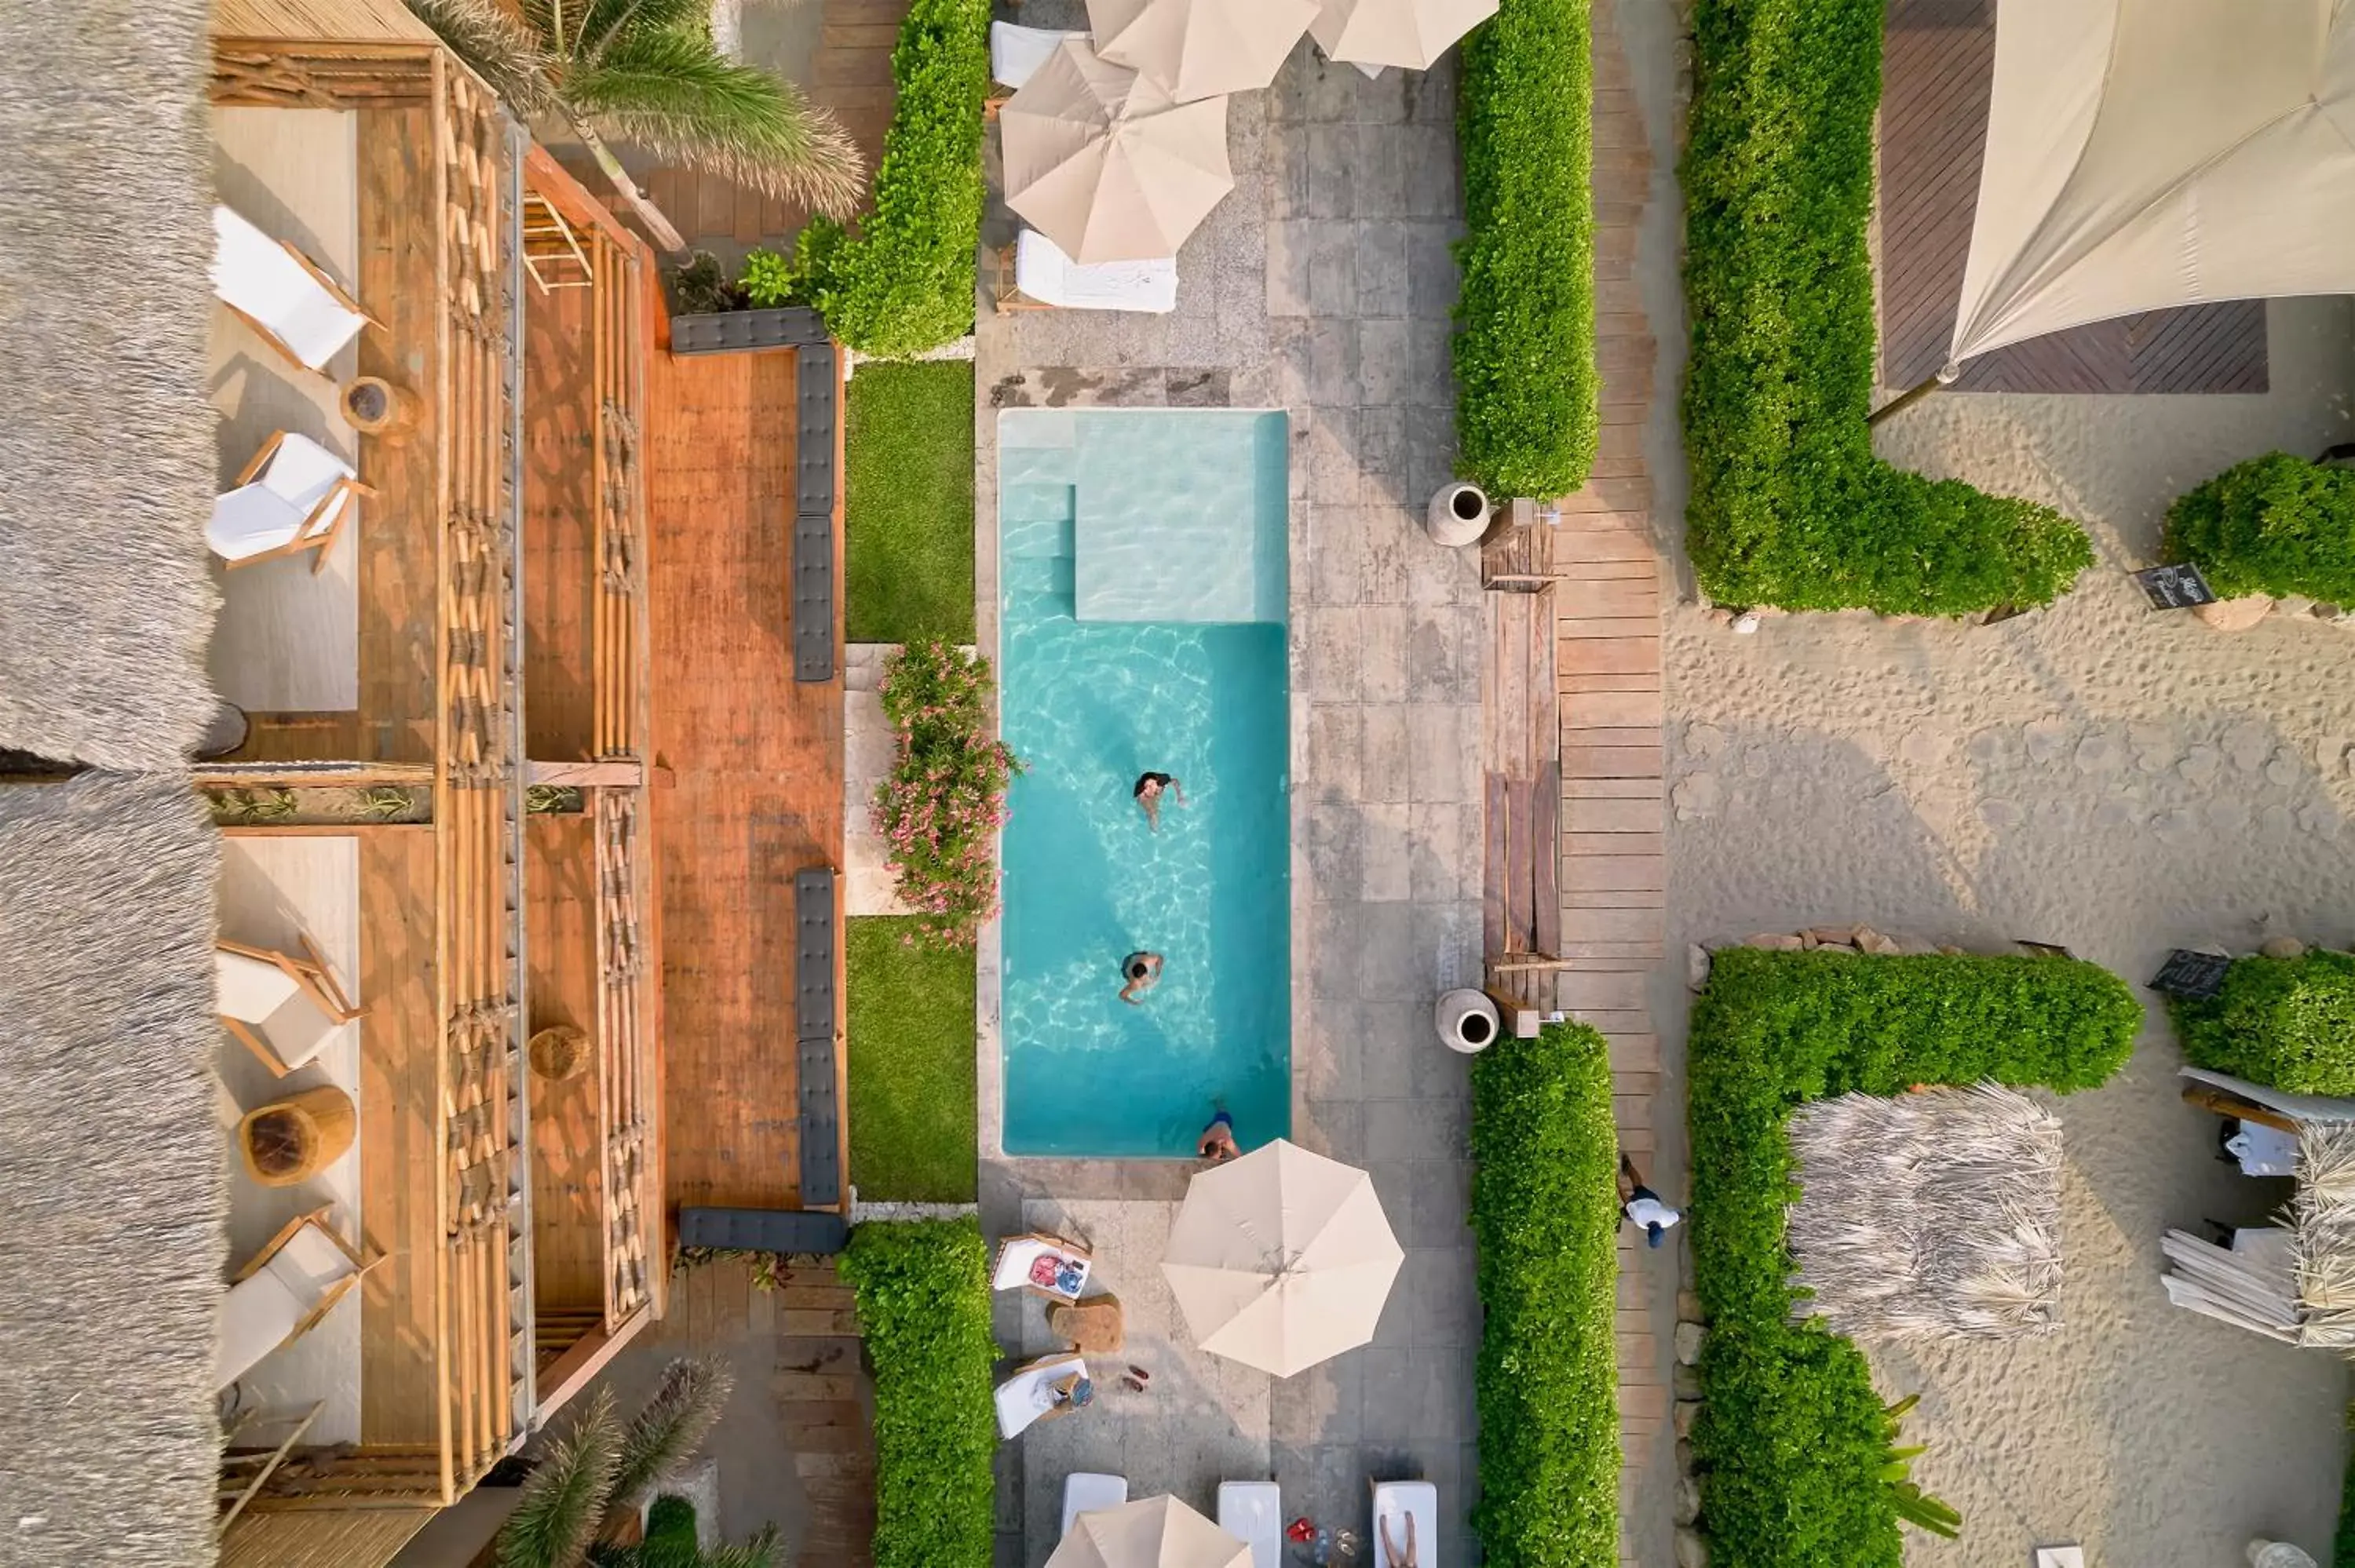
[531,1024,589,1082]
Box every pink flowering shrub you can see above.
[874,639,1021,949]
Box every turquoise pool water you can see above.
[999,409,1291,1158]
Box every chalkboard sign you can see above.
[2134,563,2218,610]
[2151,948,2232,999]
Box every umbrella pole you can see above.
[1867,362,1960,428]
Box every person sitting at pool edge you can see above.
[1119,951,1163,1005]
[1134,771,1185,830]
[1198,1108,1240,1163]
[1618,1153,1683,1249]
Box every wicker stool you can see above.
[1047,1293,1126,1354]
[239,1085,356,1186]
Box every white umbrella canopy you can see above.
[1161,1138,1405,1377]
[1002,39,1236,264]
[1047,1496,1253,1568]
[1090,0,1319,103]
[1308,0,1496,71]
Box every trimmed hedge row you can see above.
[1454,0,1596,499]
[1468,1023,1619,1567]
[841,1220,997,1568]
[1688,950,2139,1567]
[747,0,990,356]
[1681,0,2094,615]
[2171,948,2355,1097]
[2164,452,2355,606]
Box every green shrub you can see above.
[873,639,1020,948]
[1688,950,2138,1568]
[756,0,988,356]
[2164,452,2355,604]
[2337,1406,2355,1568]
[1469,1023,1619,1567]
[2171,949,2355,1096]
[1454,0,1594,498]
[1680,0,2094,614]
[842,1220,996,1568]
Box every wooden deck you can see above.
[528,813,605,1315]
[647,299,847,1213]
[1879,0,2267,393]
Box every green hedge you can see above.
[841,1220,997,1568]
[1469,1023,1619,1567]
[1680,0,2094,615]
[2171,949,2355,1097]
[2164,452,2355,605]
[2338,1409,2355,1568]
[748,0,989,356]
[1454,0,1595,498]
[1689,950,2139,1568]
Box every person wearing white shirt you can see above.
[1619,1154,1683,1249]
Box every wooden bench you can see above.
[1482,585,1570,1034]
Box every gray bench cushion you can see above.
[795,867,842,1207]
[793,509,834,684]
[677,1206,847,1255]
[668,307,831,356]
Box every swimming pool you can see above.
[998,408,1291,1158]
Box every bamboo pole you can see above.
[1866,363,1960,428]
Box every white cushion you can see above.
[212,205,367,371]
[1062,1472,1129,1537]
[994,1353,1086,1438]
[217,949,301,1021]
[1015,229,1178,313]
[992,22,1088,88]
[1218,1481,1281,1568]
[1371,1482,1438,1568]
[216,1221,357,1390]
[208,432,356,560]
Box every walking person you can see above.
[1618,1153,1683,1249]
[1133,771,1186,830]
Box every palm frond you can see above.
[568,0,718,64]
[499,1390,624,1568]
[698,1529,784,1568]
[403,0,559,118]
[608,1355,735,1512]
[565,31,866,216]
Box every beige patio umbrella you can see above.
[1047,1496,1252,1568]
[1002,39,1235,264]
[1309,0,1497,71]
[1161,1138,1404,1377]
[1090,0,1319,103]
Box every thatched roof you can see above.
[0,774,226,1567]
[0,0,220,769]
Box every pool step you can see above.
[1002,490,1078,559]
[1002,552,1075,597]
[1000,443,1079,490]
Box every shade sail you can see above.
[1951,0,2355,366]
[1309,0,1496,71]
[1090,0,1316,103]
[1161,1138,1404,1377]
[1003,39,1234,264]
[1046,1497,1253,1568]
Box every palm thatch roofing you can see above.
[1787,1083,2064,1342]
[0,773,225,1567]
[0,0,220,769]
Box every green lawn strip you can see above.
[1469,1022,1619,1567]
[1688,949,2140,1567]
[846,916,978,1202]
[842,1220,996,1568]
[845,362,976,644]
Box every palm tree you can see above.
[405,0,864,253]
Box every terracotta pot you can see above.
[239,1085,356,1186]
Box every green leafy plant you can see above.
[1877,1394,1962,1540]
[1688,949,2138,1568]
[2171,948,2355,1096]
[208,788,298,826]
[1468,1022,1619,1567]
[2164,451,2355,605]
[739,248,802,309]
[1454,0,1595,498]
[403,0,863,255]
[668,250,746,315]
[772,0,989,355]
[1680,0,2094,614]
[841,1220,996,1568]
[874,639,1020,948]
[590,1496,781,1568]
[2337,1402,2355,1568]
[358,785,414,820]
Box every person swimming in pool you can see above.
[1133,771,1186,830]
[1197,1108,1240,1163]
[1119,951,1163,1005]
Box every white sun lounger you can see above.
[217,1208,371,1391]
[210,431,369,572]
[212,203,374,374]
[993,1231,1094,1302]
[217,936,363,1077]
[991,22,1090,88]
[1005,229,1178,315]
[995,1351,1090,1439]
[1371,1480,1438,1568]
[1063,1472,1130,1537]
[1218,1481,1282,1568]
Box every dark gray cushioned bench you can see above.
[796,866,842,1207]
[677,1206,847,1255]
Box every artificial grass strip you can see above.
[845,361,976,644]
[846,915,979,1202]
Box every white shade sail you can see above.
[1161,1138,1404,1377]
[1090,0,1317,102]
[1309,0,1496,71]
[1951,0,2355,366]
[1047,1496,1253,1568]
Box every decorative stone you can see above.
[1806,925,1858,946]
[2280,594,2319,619]
[1674,1321,1705,1364]
[1689,945,1713,992]
[1813,942,1858,955]
[1676,1289,1703,1319]
[1674,1398,1700,1439]
[1676,1526,1710,1568]
[1674,1474,1701,1527]
[1854,926,1901,956]
[1673,1362,1702,1399]
[1731,612,1762,635]
[1745,933,1805,951]
[2194,593,2274,631]
[2262,936,2309,960]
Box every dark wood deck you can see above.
[1879,0,2267,394]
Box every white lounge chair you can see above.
[217,936,363,1077]
[993,1231,1094,1302]
[210,431,370,572]
[999,230,1179,315]
[1371,1480,1437,1568]
[991,21,1089,88]
[1218,1480,1282,1568]
[212,204,374,374]
[1063,1472,1130,1537]
[217,1208,371,1391]
[995,1351,1090,1438]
